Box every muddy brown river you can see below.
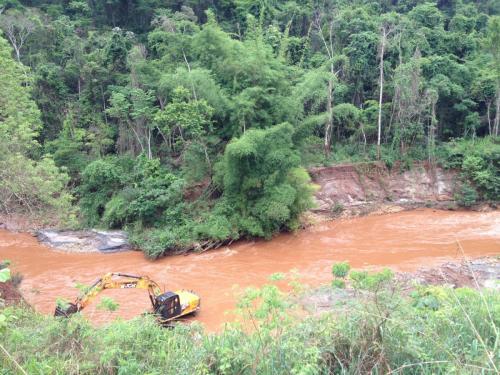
[1,209,499,330]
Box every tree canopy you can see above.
[0,0,498,255]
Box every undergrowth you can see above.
[1,270,498,374]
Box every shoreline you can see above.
[1,202,498,255]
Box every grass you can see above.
[1,272,498,374]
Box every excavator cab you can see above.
[153,292,182,320]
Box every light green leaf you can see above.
[0,268,11,283]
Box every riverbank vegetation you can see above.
[1,268,498,374]
[0,0,499,256]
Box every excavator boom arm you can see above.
[59,273,162,314]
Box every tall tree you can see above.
[392,49,428,153]
[485,16,500,136]
[313,11,339,156]
[0,32,40,152]
[376,16,396,160]
[0,8,37,62]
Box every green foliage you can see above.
[1,284,498,374]
[79,158,125,227]
[0,268,11,283]
[1,0,499,252]
[349,268,394,291]
[441,137,500,202]
[55,298,71,311]
[216,123,314,239]
[455,182,479,207]
[0,154,76,226]
[331,262,350,289]
[331,279,345,289]
[332,262,350,279]
[154,86,214,150]
[129,227,189,259]
[96,297,119,312]
[0,33,75,226]
[0,33,41,153]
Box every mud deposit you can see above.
[1,209,499,331]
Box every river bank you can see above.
[1,161,496,255]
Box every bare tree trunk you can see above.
[182,49,197,101]
[486,101,492,136]
[128,122,145,154]
[314,15,337,157]
[13,45,21,63]
[494,88,500,136]
[101,85,108,125]
[377,28,386,160]
[360,122,367,153]
[78,78,81,100]
[428,98,437,163]
[147,127,152,160]
[324,71,333,156]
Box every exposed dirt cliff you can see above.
[309,162,458,217]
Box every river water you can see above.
[1,209,499,331]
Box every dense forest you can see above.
[0,0,499,257]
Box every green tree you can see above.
[0,32,41,153]
[214,123,315,239]
[484,16,500,135]
[154,86,213,154]
[0,33,74,225]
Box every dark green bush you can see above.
[216,123,315,239]
[441,137,500,202]
[79,158,126,227]
[455,181,479,207]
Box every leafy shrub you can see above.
[79,158,126,227]
[96,297,119,312]
[332,262,350,278]
[1,284,498,374]
[349,268,393,291]
[129,228,179,259]
[331,279,346,289]
[216,123,315,239]
[455,182,479,207]
[0,154,76,227]
[441,137,500,201]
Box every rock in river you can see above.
[36,229,132,253]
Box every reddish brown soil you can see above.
[0,281,24,306]
[309,162,457,214]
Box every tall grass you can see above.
[1,282,498,374]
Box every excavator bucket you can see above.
[54,302,79,317]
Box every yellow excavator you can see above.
[54,273,200,324]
